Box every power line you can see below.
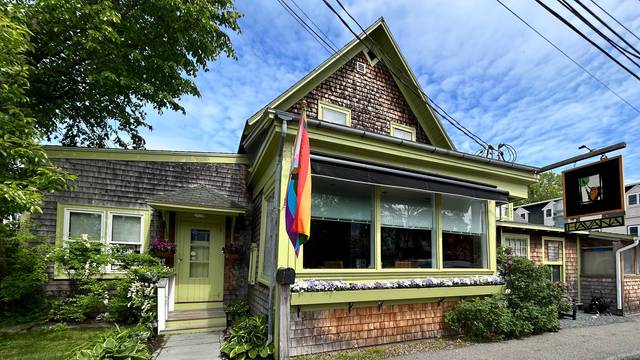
[276,0,337,55]
[556,0,640,67]
[534,0,640,80]
[589,0,640,43]
[326,0,492,150]
[289,0,340,51]
[496,0,640,115]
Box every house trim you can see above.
[45,146,249,164]
[542,236,566,282]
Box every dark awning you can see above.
[310,154,509,203]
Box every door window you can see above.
[189,229,210,278]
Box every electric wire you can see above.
[534,0,640,80]
[496,0,640,115]
[289,0,340,51]
[276,0,337,55]
[589,0,640,43]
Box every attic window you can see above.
[318,101,351,126]
[390,123,416,141]
[364,49,379,65]
[356,62,366,74]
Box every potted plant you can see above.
[221,243,246,261]
[149,239,176,267]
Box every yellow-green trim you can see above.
[257,185,276,286]
[362,49,380,66]
[54,203,152,280]
[146,202,244,215]
[318,100,351,126]
[542,236,566,282]
[501,232,531,259]
[390,122,417,141]
[248,243,258,285]
[45,146,248,164]
[291,285,503,305]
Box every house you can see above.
[504,194,640,315]
[34,19,546,357]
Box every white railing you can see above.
[157,275,176,332]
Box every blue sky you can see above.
[140,0,640,181]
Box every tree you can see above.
[22,0,242,148]
[0,4,75,220]
[515,172,563,205]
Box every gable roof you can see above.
[240,18,454,150]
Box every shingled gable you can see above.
[240,18,454,150]
[147,185,245,213]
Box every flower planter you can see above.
[225,253,242,262]
[152,251,175,267]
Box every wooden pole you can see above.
[278,282,291,360]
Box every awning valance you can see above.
[310,154,509,203]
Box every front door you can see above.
[176,221,224,302]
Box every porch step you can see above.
[161,308,226,335]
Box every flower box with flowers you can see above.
[150,239,176,266]
[290,276,505,306]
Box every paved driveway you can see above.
[391,320,640,360]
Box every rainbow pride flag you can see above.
[285,111,311,256]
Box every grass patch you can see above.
[294,337,468,360]
[0,326,112,360]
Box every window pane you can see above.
[546,241,561,262]
[629,194,637,206]
[630,227,639,236]
[262,193,276,281]
[550,265,562,282]
[190,229,210,278]
[441,195,487,268]
[392,127,413,140]
[311,177,372,222]
[381,188,434,268]
[68,212,102,241]
[624,249,635,274]
[305,177,372,269]
[111,215,142,243]
[504,237,527,257]
[545,209,552,217]
[581,248,615,276]
[321,107,347,125]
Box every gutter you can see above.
[270,109,539,173]
[615,237,639,310]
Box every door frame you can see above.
[175,213,225,303]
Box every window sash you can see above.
[629,226,639,236]
[64,209,104,242]
[629,194,638,206]
[108,213,143,245]
[504,237,527,257]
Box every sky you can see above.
[140,0,640,181]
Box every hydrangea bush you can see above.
[291,276,503,293]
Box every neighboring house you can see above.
[513,198,564,227]
[35,19,548,357]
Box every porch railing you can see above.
[156,275,175,332]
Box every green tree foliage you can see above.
[22,0,242,148]
[0,4,75,219]
[515,171,563,206]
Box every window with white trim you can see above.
[503,234,528,258]
[545,208,552,218]
[629,225,639,237]
[628,193,639,207]
[63,208,144,272]
[318,101,350,126]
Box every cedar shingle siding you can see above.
[32,158,252,300]
[288,52,431,144]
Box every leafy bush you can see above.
[221,315,273,359]
[0,220,50,319]
[445,247,565,341]
[71,324,151,360]
[224,300,250,326]
[47,240,172,324]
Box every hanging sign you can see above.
[562,155,625,220]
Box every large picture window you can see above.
[303,177,373,269]
[381,188,435,268]
[441,195,487,268]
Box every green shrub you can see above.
[445,246,566,341]
[0,220,50,319]
[71,324,151,360]
[224,300,250,326]
[221,315,273,359]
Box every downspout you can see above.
[267,118,287,345]
[615,237,639,310]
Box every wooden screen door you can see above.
[176,221,224,302]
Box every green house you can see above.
[37,18,539,357]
